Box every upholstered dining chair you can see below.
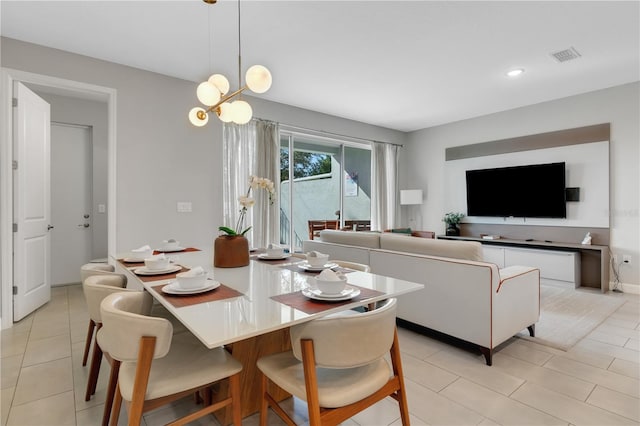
[99,291,243,426]
[332,260,370,272]
[256,298,409,426]
[82,273,129,402]
[80,263,126,367]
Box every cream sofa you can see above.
[303,230,540,365]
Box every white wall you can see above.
[402,82,640,289]
[0,37,405,253]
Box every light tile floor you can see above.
[1,284,638,425]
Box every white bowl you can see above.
[266,248,285,257]
[307,254,329,268]
[314,276,347,294]
[145,257,170,270]
[161,239,180,250]
[176,271,207,289]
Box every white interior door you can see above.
[51,123,92,285]
[13,82,52,321]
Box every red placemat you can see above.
[151,282,244,308]
[133,266,190,282]
[153,247,201,255]
[271,285,386,314]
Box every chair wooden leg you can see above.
[82,319,96,366]
[128,336,156,426]
[301,339,322,426]
[109,382,123,426]
[85,336,103,401]
[230,373,241,426]
[390,328,410,425]
[259,373,269,426]
[101,358,120,426]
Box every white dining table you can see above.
[112,246,424,422]
[113,247,423,349]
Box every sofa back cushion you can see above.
[379,233,483,261]
[319,230,381,249]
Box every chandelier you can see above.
[188,0,272,126]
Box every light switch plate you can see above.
[98,204,106,213]
[177,202,192,213]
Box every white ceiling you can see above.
[2,1,639,132]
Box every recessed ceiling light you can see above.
[506,68,525,78]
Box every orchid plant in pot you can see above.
[215,176,275,267]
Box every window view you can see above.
[279,132,371,252]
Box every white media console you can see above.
[438,236,609,292]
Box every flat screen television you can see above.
[465,162,566,218]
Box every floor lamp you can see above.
[400,189,423,230]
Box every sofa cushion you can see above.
[379,233,483,261]
[318,230,381,249]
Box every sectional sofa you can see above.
[303,230,540,365]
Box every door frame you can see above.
[0,68,117,329]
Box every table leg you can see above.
[214,328,292,425]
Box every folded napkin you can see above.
[163,239,178,244]
[131,245,151,253]
[148,253,166,260]
[307,251,327,258]
[318,269,343,281]
[268,243,282,249]
[181,266,205,277]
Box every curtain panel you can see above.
[371,141,399,230]
[222,119,279,249]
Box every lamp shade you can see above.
[400,189,423,205]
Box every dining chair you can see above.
[82,275,135,413]
[256,298,409,426]
[80,263,126,367]
[99,291,243,426]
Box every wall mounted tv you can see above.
[465,162,567,218]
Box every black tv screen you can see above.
[466,162,566,218]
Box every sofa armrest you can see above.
[496,265,539,293]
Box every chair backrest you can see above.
[99,292,173,362]
[83,274,130,322]
[290,298,396,368]
[80,263,124,284]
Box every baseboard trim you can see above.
[609,282,640,294]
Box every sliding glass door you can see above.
[279,132,371,252]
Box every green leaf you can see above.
[239,226,252,236]
[218,226,238,236]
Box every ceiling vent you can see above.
[550,47,582,63]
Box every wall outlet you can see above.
[623,255,631,265]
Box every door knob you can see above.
[78,223,90,228]
[47,225,54,231]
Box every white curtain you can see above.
[222,119,280,249]
[371,141,399,231]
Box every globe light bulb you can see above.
[217,102,234,123]
[245,65,272,94]
[208,74,230,95]
[188,107,209,127]
[231,100,252,124]
[196,81,221,106]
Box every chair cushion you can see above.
[257,351,391,408]
[118,332,242,402]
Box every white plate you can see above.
[302,286,360,301]
[123,257,145,263]
[133,265,182,276]
[161,280,220,295]
[257,253,291,260]
[298,262,339,272]
[155,247,185,253]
